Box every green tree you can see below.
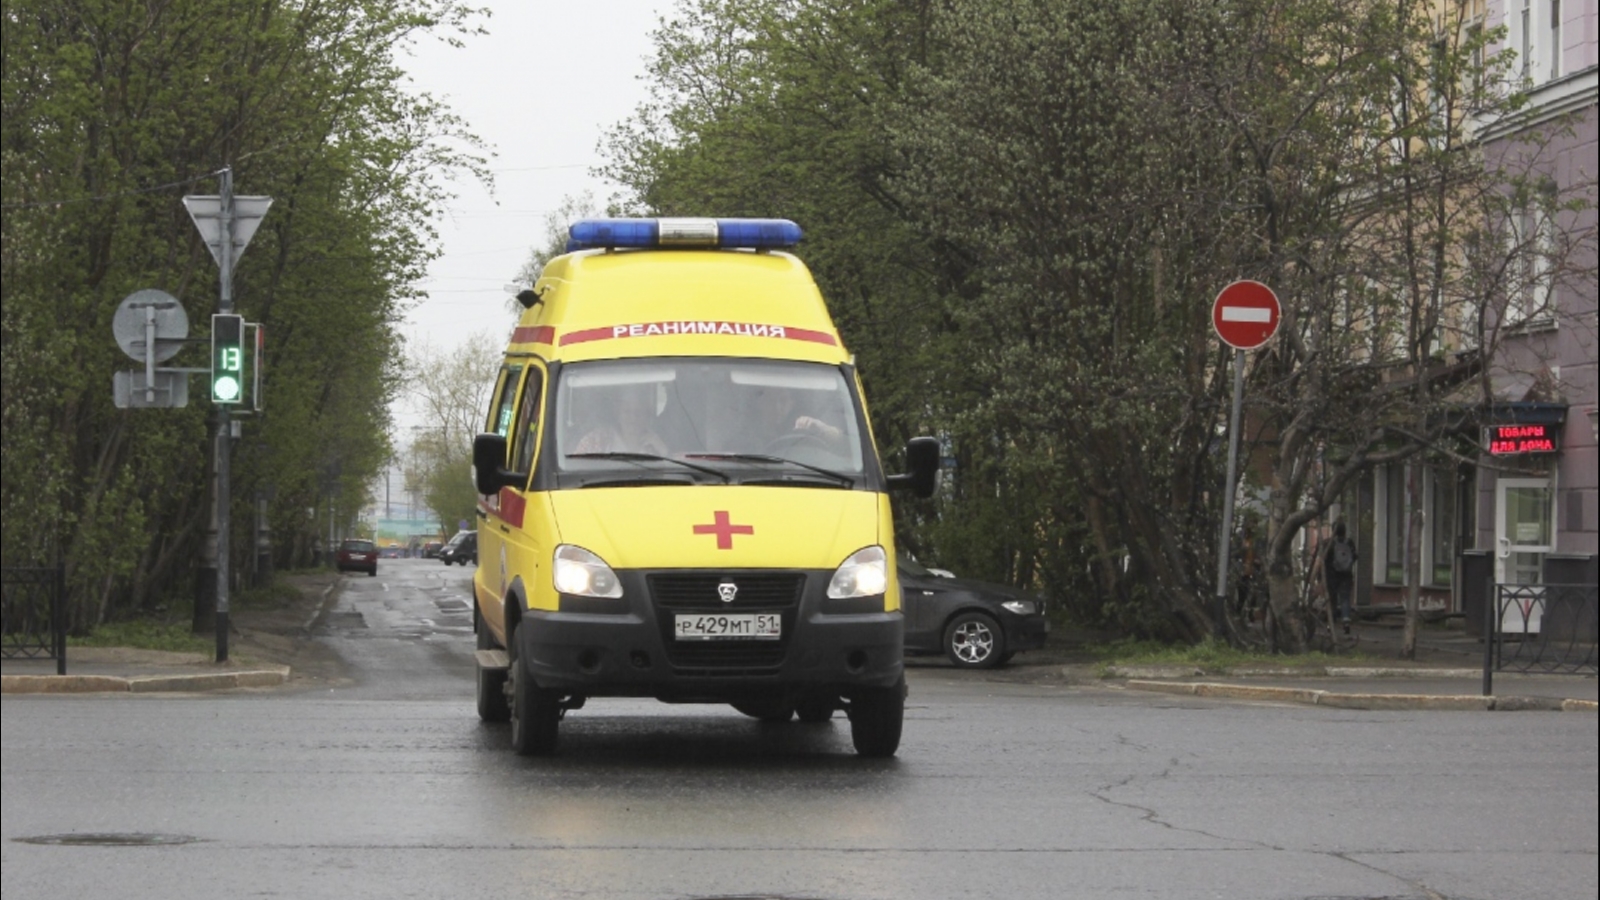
[603,0,1592,649]
[1,0,488,631]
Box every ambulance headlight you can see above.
[827,546,888,599]
[553,545,623,598]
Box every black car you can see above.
[899,554,1049,668]
[439,530,476,566]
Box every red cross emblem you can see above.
[693,510,754,550]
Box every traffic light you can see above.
[211,313,245,404]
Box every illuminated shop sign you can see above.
[1486,423,1560,456]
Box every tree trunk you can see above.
[1402,461,1424,659]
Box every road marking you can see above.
[304,582,338,631]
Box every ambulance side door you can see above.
[502,362,548,612]
[476,363,524,636]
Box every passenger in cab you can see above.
[573,385,669,455]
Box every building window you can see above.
[1548,0,1561,81]
[1381,463,1407,584]
[1427,464,1458,587]
[1507,196,1557,328]
[1520,0,1532,79]
[1376,462,1456,587]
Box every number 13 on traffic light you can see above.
[211,314,245,404]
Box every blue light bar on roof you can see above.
[566,218,802,252]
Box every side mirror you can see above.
[472,433,526,496]
[887,436,939,498]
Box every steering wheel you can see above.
[765,431,832,455]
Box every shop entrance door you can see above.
[1495,478,1553,632]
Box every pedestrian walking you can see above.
[1323,522,1357,633]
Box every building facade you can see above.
[1345,1,1597,614]
[1471,0,1598,591]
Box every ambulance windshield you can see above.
[553,358,868,487]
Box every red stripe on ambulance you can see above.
[511,325,555,345]
[559,321,837,347]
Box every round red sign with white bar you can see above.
[1211,280,1281,350]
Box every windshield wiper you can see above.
[576,476,697,488]
[565,452,730,483]
[683,453,854,488]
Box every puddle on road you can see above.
[16,833,202,846]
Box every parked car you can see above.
[899,554,1049,668]
[336,538,379,576]
[439,530,477,566]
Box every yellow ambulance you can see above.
[471,218,938,757]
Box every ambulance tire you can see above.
[848,676,905,758]
[475,610,509,723]
[509,648,560,755]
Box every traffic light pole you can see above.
[214,168,235,663]
[184,169,271,664]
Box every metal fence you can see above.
[1482,583,1598,694]
[1,566,66,674]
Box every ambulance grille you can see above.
[649,573,805,672]
[648,573,804,609]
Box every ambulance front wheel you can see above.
[509,645,561,755]
[848,676,905,758]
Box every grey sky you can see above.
[400,1,674,358]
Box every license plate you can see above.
[674,613,782,641]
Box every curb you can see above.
[1125,679,1595,711]
[1105,665,1486,679]
[2,667,289,695]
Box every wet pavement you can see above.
[4,582,1594,712]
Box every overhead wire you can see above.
[1,168,228,211]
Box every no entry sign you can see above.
[1212,280,1281,350]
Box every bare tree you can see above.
[402,330,503,533]
[511,191,601,311]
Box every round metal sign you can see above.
[112,289,189,363]
[1211,280,1281,351]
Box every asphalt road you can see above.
[3,558,1596,900]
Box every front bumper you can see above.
[1005,614,1050,653]
[518,568,903,701]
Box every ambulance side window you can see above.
[510,368,545,476]
[486,364,524,437]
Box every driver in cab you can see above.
[747,385,845,452]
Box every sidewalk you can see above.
[1,572,342,695]
[1106,618,1597,712]
[0,647,290,694]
